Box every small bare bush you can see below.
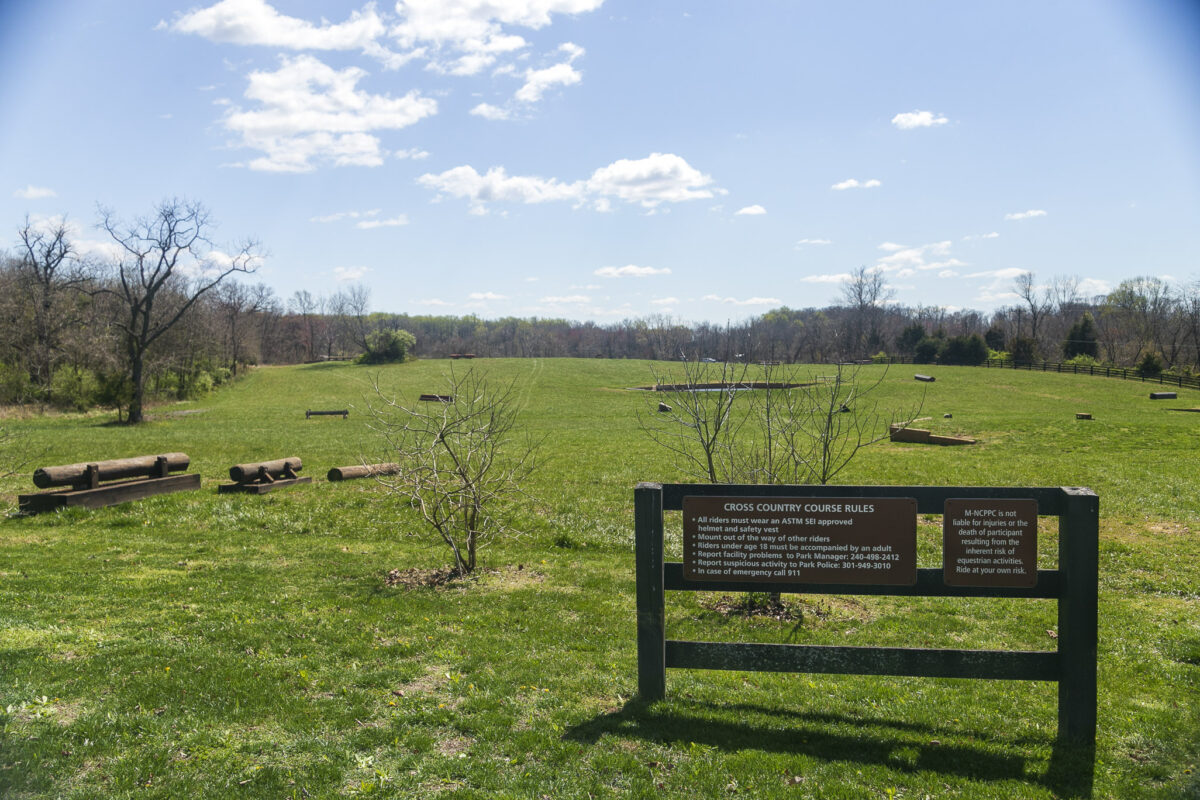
[368,367,539,575]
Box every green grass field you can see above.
[1,359,1198,799]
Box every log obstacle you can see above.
[306,409,348,419]
[889,425,975,446]
[219,457,311,494]
[327,463,401,482]
[1150,392,1177,400]
[19,453,200,514]
[914,374,936,382]
[418,394,453,403]
[1076,413,1093,420]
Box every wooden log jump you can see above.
[1076,413,1093,420]
[219,457,311,494]
[1150,392,1177,400]
[914,374,936,382]
[419,394,453,403]
[19,453,200,514]
[327,463,401,482]
[889,425,975,446]
[306,409,348,419]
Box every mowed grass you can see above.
[0,359,1197,799]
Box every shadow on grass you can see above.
[565,698,1095,798]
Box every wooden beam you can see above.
[666,640,1059,681]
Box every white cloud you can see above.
[938,269,959,278]
[420,153,716,212]
[390,1,602,73]
[171,0,386,51]
[891,110,949,129]
[470,102,512,120]
[418,165,580,211]
[334,266,370,281]
[395,147,429,160]
[594,265,670,278]
[468,291,506,300]
[982,231,1000,239]
[584,153,716,208]
[415,298,450,306]
[795,238,831,246]
[875,240,966,273]
[13,185,56,199]
[514,60,581,103]
[799,273,853,284]
[540,294,590,303]
[310,208,381,223]
[650,297,679,305]
[1005,209,1047,221]
[356,215,409,228]
[831,178,881,190]
[964,267,1028,280]
[1077,278,1111,297]
[734,205,766,216]
[223,55,436,172]
[702,294,782,306]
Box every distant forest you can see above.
[5,211,1198,416]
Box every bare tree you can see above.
[641,360,920,486]
[100,199,261,423]
[1014,272,1053,352]
[745,362,922,485]
[214,280,274,375]
[639,359,753,483]
[368,367,540,576]
[14,217,92,387]
[841,266,894,359]
[288,290,320,361]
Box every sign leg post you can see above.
[635,482,665,701]
[1058,488,1098,745]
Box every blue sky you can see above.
[2,0,1198,322]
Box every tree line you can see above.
[5,205,1198,421]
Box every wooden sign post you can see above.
[634,482,1098,745]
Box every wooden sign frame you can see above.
[634,482,1098,745]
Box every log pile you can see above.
[20,453,201,514]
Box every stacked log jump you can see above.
[327,463,401,482]
[306,409,348,419]
[19,453,201,514]
[889,424,975,446]
[219,457,311,494]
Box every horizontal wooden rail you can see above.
[664,563,1061,598]
[659,482,1075,516]
[666,641,1060,681]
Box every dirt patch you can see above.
[1147,522,1191,536]
[481,563,545,590]
[436,736,473,756]
[395,663,451,698]
[699,593,875,625]
[385,563,543,590]
[385,567,468,589]
[700,593,801,621]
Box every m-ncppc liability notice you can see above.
[682,496,917,585]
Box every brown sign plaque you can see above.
[682,496,917,585]
[943,499,1038,587]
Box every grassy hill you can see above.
[1,359,1197,798]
